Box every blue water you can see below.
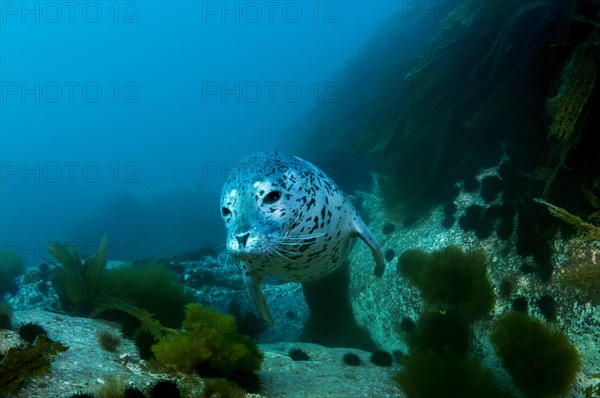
[0,1,435,263]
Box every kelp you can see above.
[0,336,68,395]
[300,0,579,221]
[547,32,599,142]
[85,234,109,300]
[380,0,570,171]
[535,197,600,303]
[534,198,600,241]
[48,236,193,331]
[378,0,569,153]
[48,234,109,315]
[542,27,600,196]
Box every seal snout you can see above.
[236,232,250,247]
[227,230,262,259]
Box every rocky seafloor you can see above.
[1,310,401,398]
[3,166,600,398]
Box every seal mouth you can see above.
[226,249,249,260]
[227,248,268,261]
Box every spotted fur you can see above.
[220,151,384,323]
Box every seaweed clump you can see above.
[397,246,495,321]
[48,235,194,336]
[393,307,507,398]
[100,261,195,328]
[395,349,507,398]
[394,245,507,397]
[0,335,68,396]
[491,312,581,397]
[151,303,263,377]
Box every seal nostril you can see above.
[236,233,250,247]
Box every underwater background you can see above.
[1,1,600,397]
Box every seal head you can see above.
[220,151,384,323]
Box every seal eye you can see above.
[263,190,282,205]
[221,207,232,218]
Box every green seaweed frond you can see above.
[534,198,600,241]
[546,30,599,142]
[48,234,109,313]
[90,296,179,341]
[151,303,263,375]
[0,335,68,395]
[84,233,109,301]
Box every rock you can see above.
[197,281,309,343]
[347,190,600,397]
[9,256,309,344]
[259,342,403,398]
[3,310,402,398]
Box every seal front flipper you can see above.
[353,217,385,277]
[243,272,273,324]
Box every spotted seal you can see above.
[220,151,384,323]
